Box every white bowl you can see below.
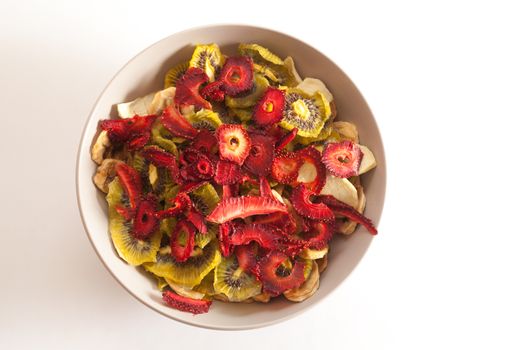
[76,24,386,330]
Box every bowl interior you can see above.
[77,25,386,330]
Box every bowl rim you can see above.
[75,23,387,330]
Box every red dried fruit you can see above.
[132,197,159,240]
[302,219,333,250]
[275,128,298,151]
[200,80,225,102]
[219,56,254,96]
[170,220,196,262]
[179,180,207,193]
[175,67,212,110]
[254,211,297,236]
[271,151,304,184]
[255,251,306,296]
[162,290,211,314]
[160,104,199,139]
[297,146,326,194]
[218,222,235,257]
[235,243,259,273]
[316,195,378,235]
[191,129,217,154]
[214,160,244,185]
[155,193,191,219]
[230,224,281,250]
[258,177,273,199]
[253,87,285,126]
[142,146,179,183]
[186,153,215,180]
[207,196,287,224]
[101,115,156,150]
[244,133,275,176]
[115,163,142,208]
[115,205,135,221]
[187,209,208,234]
[322,141,363,178]
[217,124,251,165]
[290,184,334,221]
[221,184,238,199]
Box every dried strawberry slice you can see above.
[255,251,306,296]
[160,104,199,139]
[271,151,304,184]
[155,193,191,219]
[162,290,211,314]
[142,146,179,182]
[219,56,254,96]
[186,153,215,180]
[207,196,287,224]
[175,67,212,110]
[132,197,159,240]
[254,211,297,236]
[179,180,207,193]
[170,220,196,262]
[187,209,207,234]
[230,224,281,250]
[214,160,244,185]
[253,87,285,126]
[297,146,326,194]
[217,124,251,165]
[218,222,235,257]
[115,205,135,221]
[290,184,334,221]
[115,163,142,208]
[322,141,363,178]
[316,195,378,235]
[244,133,275,176]
[275,128,298,151]
[302,219,333,250]
[101,115,156,150]
[221,184,238,199]
[258,177,273,199]
[200,80,225,102]
[191,129,217,154]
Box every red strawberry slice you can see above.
[200,80,225,102]
[253,87,285,126]
[190,129,217,154]
[218,222,235,257]
[162,290,211,314]
[302,219,333,250]
[101,115,156,150]
[217,124,251,165]
[175,67,212,110]
[316,195,378,235]
[207,196,287,224]
[219,56,254,96]
[214,160,244,185]
[244,133,275,176]
[254,211,297,236]
[221,184,238,199]
[160,104,199,139]
[155,193,191,219]
[290,184,334,221]
[187,209,208,234]
[184,153,215,181]
[170,220,196,262]
[115,163,142,208]
[132,197,159,240]
[235,243,259,273]
[275,127,298,151]
[142,146,179,183]
[179,180,207,193]
[271,151,304,184]
[258,177,273,199]
[297,146,326,194]
[322,141,363,178]
[255,252,306,296]
[230,224,282,250]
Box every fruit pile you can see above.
[91,43,377,314]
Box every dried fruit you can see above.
[132,197,160,240]
[160,104,199,139]
[217,124,251,165]
[186,109,223,131]
[284,260,319,302]
[100,115,156,150]
[230,224,282,250]
[164,61,189,88]
[155,192,191,219]
[302,220,333,250]
[200,80,225,102]
[219,56,254,96]
[290,184,334,221]
[189,183,220,215]
[218,222,234,257]
[253,87,285,126]
[280,89,331,138]
[213,255,262,302]
[296,146,326,194]
[322,140,363,178]
[271,151,304,184]
[214,160,244,185]
[275,128,298,151]
[162,290,211,314]
[189,44,224,82]
[175,67,212,110]
[142,146,179,183]
[235,243,259,273]
[170,220,196,262]
[316,195,377,235]
[225,74,269,109]
[190,129,218,154]
[207,196,287,224]
[244,133,275,176]
[115,163,142,208]
[256,252,306,296]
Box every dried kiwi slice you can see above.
[296,121,333,145]
[193,270,217,296]
[106,179,162,266]
[189,183,220,215]
[143,240,221,288]
[151,119,182,154]
[213,255,262,302]
[195,223,217,249]
[189,44,224,82]
[229,107,253,122]
[164,61,189,88]
[239,43,285,65]
[279,89,331,138]
[225,74,270,109]
[186,109,223,131]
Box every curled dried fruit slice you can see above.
[214,255,262,302]
[160,104,199,139]
[296,146,326,194]
[186,109,223,131]
[219,56,254,96]
[207,196,287,224]
[187,209,207,234]
[316,195,377,235]
[142,146,179,183]
[302,220,333,250]
[200,80,225,102]
[170,220,196,262]
[93,158,124,193]
[322,140,363,178]
[101,115,157,150]
[256,252,306,296]
[235,242,259,273]
[175,67,212,110]
[115,163,142,208]
[238,43,285,65]
[271,151,304,184]
[253,87,285,126]
[189,44,224,82]
[290,184,334,221]
[164,61,189,88]
[183,152,215,181]
[132,197,160,240]
[225,74,269,109]
[275,128,298,151]
[244,133,275,176]
[190,129,218,154]
[280,89,331,138]
[155,192,191,219]
[151,120,179,155]
[217,124,251,165]
[218,222,234,257]
[189,183,220,215]
[284,260,319,302]
[296,77,334,103]
[214,160,244,185]
[162,290,211,314]
[230,224,282,250]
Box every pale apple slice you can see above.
[358,144,377,175]
[296,77,333,103]
[320,174,359,209]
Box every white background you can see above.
[1,0,524,349]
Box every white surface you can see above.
[1,0,524,348]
